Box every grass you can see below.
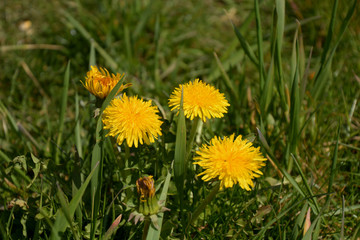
[1,0,359,239]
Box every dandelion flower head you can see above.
[82,66,131,99]
[136,176,156,202]
[102,94,162,148]
[194,134,266,190]
[168,79,229,122]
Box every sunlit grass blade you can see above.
[146,170,172,240]
[55,61,70,165]
[51,161,99,240]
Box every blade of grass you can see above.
[231,20,259,67]
[254,0,265,90]
[90,74,127,240]
[75,92,83,159]
[61,10,118,71]
[291,202,308,239]
[312,120,341,239]
[311,0,357,100]
[325,120,340,206]
[257,128,317,211]
[285,25,300,171]
[73,108,83,232]
[213,52,239,102]
[260,55,275,113]
[300,47,313,101]
[174,87,186,210]
[50,161,99,240]
[103,214,122,240]
[0,100,34,152]
[0,149,12,164]
[291,154,320,215]
[56,183,80,240]
[90,120,103,240]
[340,195,345,240]
[55,61,70,165]
[190,182,220,225]
[146,170,172,240]
[302,211,320,240]
[254,197,304,239]
[274,0,287,111]
[322,204,360,217]
[99,75,126,113]
[320,0,338,66]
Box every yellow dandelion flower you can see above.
[82,66,131,99]
[194,134,266,190]
[102,94,162,148]
[168,79,229,122]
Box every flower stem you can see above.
[191,182,220,224]
[142,218,151,240]
[125,142,130,163]
[186,117,201,161]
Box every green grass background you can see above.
[0,0,359,239]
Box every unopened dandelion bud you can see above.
[81,66,131,106]
[136,176,160,216]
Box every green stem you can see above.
[191,182,220,224]
[186,117,201,161]
[142,218,151,240]
[125,143,130,163]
